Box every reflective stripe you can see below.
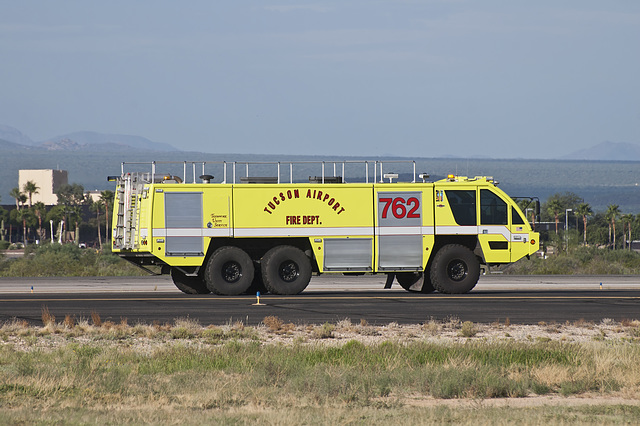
[151,225,523,239]
[378,226,432,236]
[153,228,229,237]
[235,227,373,237]
[436,226,478,235]
[478,226,511,240]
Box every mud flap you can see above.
[384,273,395,289]
[408,275,425,291]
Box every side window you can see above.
[512,207,525,225]
[445,190,476,226]
[480,190,507,225]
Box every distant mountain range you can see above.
[1,124,639,160]
[560,141,640,161]
[0,125,176,152]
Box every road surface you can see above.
[0,274,638,325]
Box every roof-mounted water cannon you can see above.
[383,173,399,183]
[418,173,430,183]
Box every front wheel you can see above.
[261,245,312,295]
[429,245,480,294]
[204,246,254,295]
[396,272,435,293]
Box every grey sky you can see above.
[1,1,638,158]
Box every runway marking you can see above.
[1,295,640,303]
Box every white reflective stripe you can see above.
[203,228,233,237]
[479,226,511,240]
[152,226,440,239]
[153,228,231,238]
[436,226,478,235]
[167,229,202,237]
[478,225,511,241]
[235,227,373,238]
[511,233,529,242]
[140,228,148,238]
[152,229,166,237]
[378,226,423,236]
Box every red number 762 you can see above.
[379,197,420,219]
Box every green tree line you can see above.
[528,192,639,251]
[0,180,113,249]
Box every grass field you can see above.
[2,315,640,424]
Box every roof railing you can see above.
[118,160,419,184]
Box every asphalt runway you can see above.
[0,275,639,325]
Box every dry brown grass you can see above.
[2,316,640,424]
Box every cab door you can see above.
[478,189,510,263]
[509,205,532,262]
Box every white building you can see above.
[18,169,68,206]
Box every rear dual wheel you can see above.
[261,245,312,295]
[204,246,254,295]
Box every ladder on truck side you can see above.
[113,173,146,250]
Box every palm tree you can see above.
[575,203,593,245]
[9,187,22,211]
[22,180,39,208]
[55,183,87,244]
[621,213,635,250]
[32,202,46,241]
[605,204,621,249]
[90,200,103,250]
[547,199,563,234]
[99,190,114,245]
[18,194,27,210]
[16,208,28,246]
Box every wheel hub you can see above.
[221,261,242,283]
[447,260,468,282]
[278,261,299,282]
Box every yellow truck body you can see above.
[110,161,539,295]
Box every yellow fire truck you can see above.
[109,160,539,295]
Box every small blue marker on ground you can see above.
[253,291,265,306]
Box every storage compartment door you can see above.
[377,191,423,271]
[165,192,204,257]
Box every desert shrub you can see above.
[505,246,640,275]
[0,244,146,277]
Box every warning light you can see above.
[530,239,536,245]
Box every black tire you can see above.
[396,272,435,294]
[170,268,210,294]
[204,246,254,295]
[429,244,480,294]
[261,245,312,295]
